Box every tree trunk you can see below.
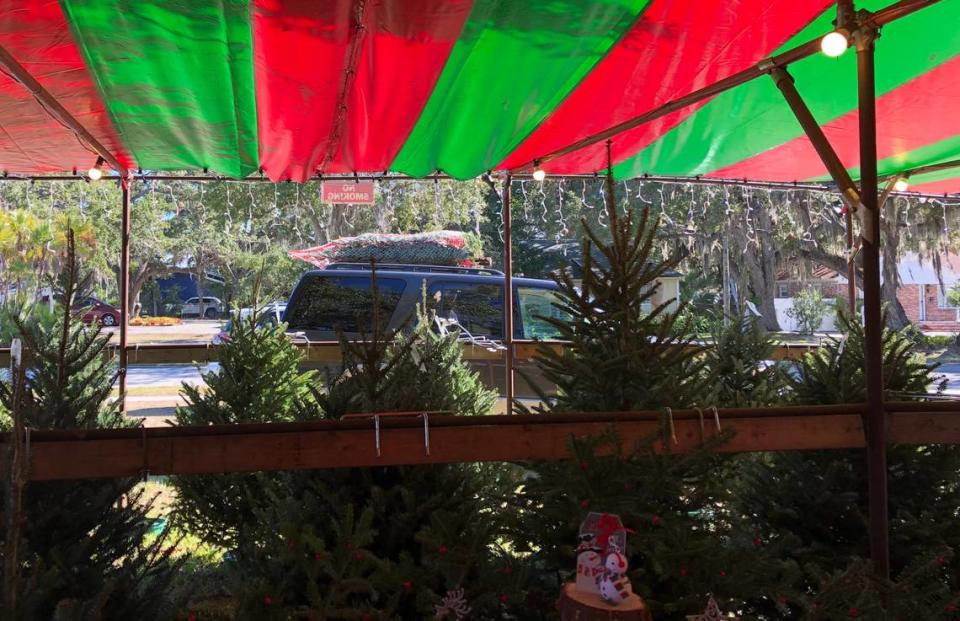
[128,264,166,318]
[733,198,781,331]
[748,199,781,331]
[881,197,911,329]
[195,259,207,319]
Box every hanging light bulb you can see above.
[820,31,849,57]
[87,156,105,181]
[532,169,546,182]
[894,176,910,192]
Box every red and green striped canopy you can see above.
[1,0,959,194]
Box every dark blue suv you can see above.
[283,263,569,342]
[283,264,568,405]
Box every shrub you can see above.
[785,287,829,334]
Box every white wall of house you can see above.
[775,297,839,333]
[652,276,681,313]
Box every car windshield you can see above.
[518,287,570,340]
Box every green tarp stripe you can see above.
[390,0,650,180]
[613,0,960,180]
[60,0,259,177]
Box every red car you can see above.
[77,297,121,327]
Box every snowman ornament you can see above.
[597,548,632,605]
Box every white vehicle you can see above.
[180,296,224,319]
[236,300,286,321]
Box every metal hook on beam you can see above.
[422,413,431,456]
[665,407,678,445]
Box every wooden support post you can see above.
[503,174,515,412]
[856,21,890,580]
[119,180,131,412]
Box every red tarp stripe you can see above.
[708,54,960,183]
[0,0,132,173]
[911,177,960,195]
[254,0,472,182]
[497,0,831,174]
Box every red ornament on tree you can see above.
[355,551,364,561]
[403,580,413,592]
[580,499,590,509]
[651,515,660,526]
[848,607,860,617]
[439,544,449,555]
[499,594,509,603]
[263,595,273,606]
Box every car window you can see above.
[185,297,197,304]
[285,275,406,334]
[203,297,217,303]
[518,287,569,340]
[427,282,503,338]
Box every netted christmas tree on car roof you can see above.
[0,232,184,621]
[509,197,800,619]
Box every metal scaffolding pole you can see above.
[119,180,131,412]
[502,175,515,413]
[856,21,890,579]
[0,44,127,177]
[846,210,858,313]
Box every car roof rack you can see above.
[324,262,504,276]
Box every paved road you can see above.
[124,363,216,388]
[122,362,960,395]
[935,363,960,396]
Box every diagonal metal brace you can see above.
[768,65,863,214]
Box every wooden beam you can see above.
[7,403,959,481]
[0,404,877,481]
[0,341,817,367]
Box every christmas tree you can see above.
[172,301,320,548]
[0,232,184,620]
[524,198,705,413]
[702,313,785,408]
[732,309,960,615]
[509,198,800,618]
[173,278,517,619]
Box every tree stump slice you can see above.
[557,583,653,621]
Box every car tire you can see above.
[204,308,218,319]
[101,314,117,327]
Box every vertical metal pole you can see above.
[119,179,131,413]
[846,210,857,313]
[503,174,515,413]
[856,23,890,580]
